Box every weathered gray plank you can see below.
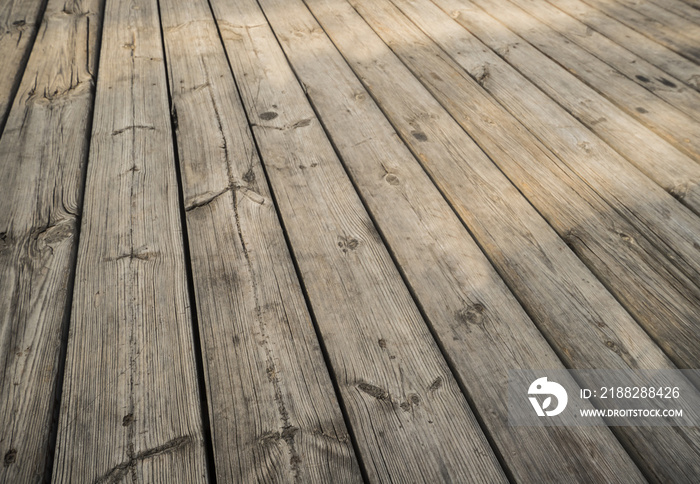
[505,0,700,122]
[51,0,209,481]
[0,0,101,481]
[544,0,700,91]
[0,0,47,135]
[258,0,667,482]
[207,0,511,482]
[581,0,700,62]
[452,0,700,165]
[304,0,700,479]
[157,0,363,481]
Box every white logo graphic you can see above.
[528,377,568,417]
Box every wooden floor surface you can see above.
[1,0,699,482]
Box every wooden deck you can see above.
[1,0,699,481]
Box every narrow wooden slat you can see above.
[0,0,47,135]
[581,0,700,62]
[0,0,101,481]
[157,0,363,481]
[507,0,700,122]
[457,0,700,164]
[205,1,511,482]
[51,0,209,481]
[258,0,676,482]
[307,0,700,481]
[544,0,700,91]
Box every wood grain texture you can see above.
[506,0,700,122]
[424,0,700,219]
[0,0,47,135]
[398,0,700,287]
[428,0,700,276]
[580,0,700,63]
[544,0,700,91]
[207,0,511,482]
[51,0,209,481]
[453,0,700,165]
[157,0,363,481]
[348,0,700,373]
[0,0,101,481]
[308,0,700,481]
[258,0,661,482]
[645,0,700,23]
[606,0,700,42]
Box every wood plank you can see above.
[0,0,47,135]
[207,1,509,482]
[459,0,700,164]
[156,0,363,481]
[428,0,700,217]
[544,0,700,91]
[320,0,700,480]
[51,0,209,481]
[403,0,700,285]
[258,1,685,482]
[506,0,700,123]
[581,0,700,62]
[0,0,101,481]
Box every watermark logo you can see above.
[528,377,568,417]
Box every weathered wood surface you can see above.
[432,0,700,218]
[507,0,700,122]
[0,0,46,135]
[629,0,700,26]
[674,0,700,12]
[413,0,700,280]
[51,0,209,481]
[311,0,700,480]
[607,0,700,41]
[157,0,363,481]
[426,0,700,219]
[1,0,699,481]
[207,0,509,482]
[258,0,665,482]
[581,0,700,63]
[399,0,700,288]
[456,0,700,164]
[0,0,101,481]
[348,0,700,374]
[544,0,700,91]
